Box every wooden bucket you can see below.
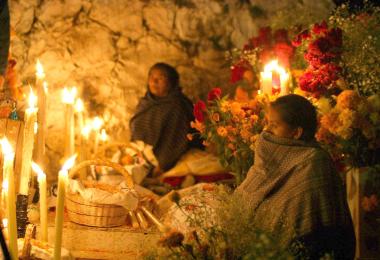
[66,159,134,227]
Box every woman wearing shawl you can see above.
[130,63,201,176]
[236,94,355,259]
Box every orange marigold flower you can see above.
[362,194,378,212]
[217,126,228,137]
[190,120,205,133]
[186,133,193,141]
[202,140,210,146]
[230,102,242,116]
[336,90,361,110]
[240,129,252,141]
[228,143,236,151]
[211,112,220,122]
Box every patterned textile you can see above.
[130,87,199,171]
[236,131,355,259]
[0,0,9,76]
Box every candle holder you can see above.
[16,194,29,238]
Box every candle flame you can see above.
[43,81,48,94]
[2,218,8,228]
[92,117,103,131]
[61,87,77,104]
[28,87,38,109]
[31,162,45,180]
[62,154,77,171]
[74,98,84,113]
[263,60,287,76]
[35,59,45,79]
[100,129,108,142]
[0,138,13,155]
[81,125,91,139]
[2,180,8,192]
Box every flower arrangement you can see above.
[144,185,292,259]
[191,88,268,184]
[316,90,380,168]
[292,21,343,97]
[228,27,295,96]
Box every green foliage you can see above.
[249,5,267,19]
[329,3,380,96]
[144,186,293,259]
[270,0,334,30]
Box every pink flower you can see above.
[193,100,206,123]
[207,87,222,101]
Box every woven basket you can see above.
[66,159,134,227]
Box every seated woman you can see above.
[235,94,355,259]
[130,62,202,177]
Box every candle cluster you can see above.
[260,60,290,96]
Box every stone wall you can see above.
[8,0,334,180]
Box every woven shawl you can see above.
[0,0,10,76]
[130,87,195,171]
[236,132,355,258]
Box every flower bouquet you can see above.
[191,88,268,185]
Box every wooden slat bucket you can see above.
[66,159,134,227]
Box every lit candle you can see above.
[31,162,47,242]
[19,88,38,196]
[35,60,47,165]
[74,98,85,141]
[2,218,8,240]
[260,70,272,95]
[78,125,91,180]
[280,71,290,96]
[91,117,103,156]
[1,180,8,217]
[100,129,108,144]
[54,154,77,260]
[260,60,290,96]
[1,138,18,260]
[61,87,77,158]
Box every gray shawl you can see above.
[236,132,355,258]
[130,87,195,171]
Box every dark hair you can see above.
[149,62,180,90]
[270,94,317,141]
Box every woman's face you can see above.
[148,69,170,97]
[266,107,301,139]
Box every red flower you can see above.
[312,21,328,35]
[274,42,294,67]
[207,87,222,101]
[274,29,289,43]
[291,30,310,47]
[326,28,343,48]
[193,100,207,123]
[230,61,251,83]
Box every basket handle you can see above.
[95,142,140,159]
[69,159,134,189]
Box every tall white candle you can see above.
[78,125,91,180]
[35,60,47,165]
[62,87,77,158]
[54,154,77,260]
[91,117,103,156]
[31,162,48,242]
[19,89,38,195]
[1,138,18,260]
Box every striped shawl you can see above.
[130,88,195,171]
[236,132,355,259]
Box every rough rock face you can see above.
[8,0,334,181]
